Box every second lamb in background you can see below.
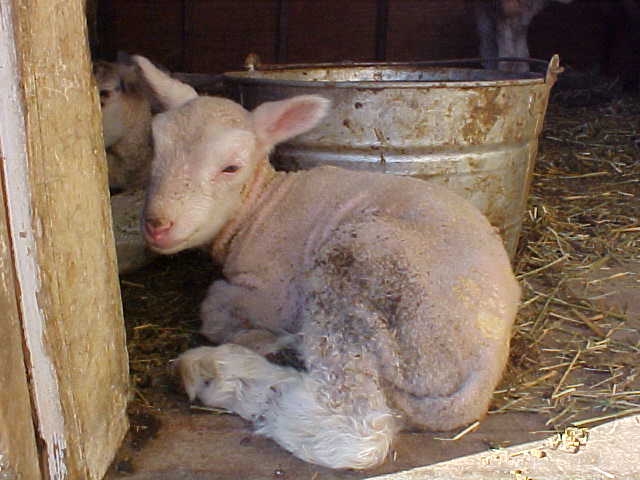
[93,55,157,273]
[133,54,521,470]
[94,57,153,193]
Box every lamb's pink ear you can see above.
[132,55,198,111]
[251,95,330,148]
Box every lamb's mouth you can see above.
[145,230,194,255]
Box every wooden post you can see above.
[0,0,129,479]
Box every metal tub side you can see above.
[224,60,559,257]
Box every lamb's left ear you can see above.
[252,95,330,148]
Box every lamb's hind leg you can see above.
[177,344,396,470]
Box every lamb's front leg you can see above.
[199,280,249,343]
[200,278,297,357]
[200,277,287,342]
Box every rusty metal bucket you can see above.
[223,56,562,258]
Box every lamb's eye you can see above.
[222,165,240,174]
[99,89,111,98]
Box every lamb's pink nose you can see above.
[144,218,174,243]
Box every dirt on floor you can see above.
[106,78,640,479]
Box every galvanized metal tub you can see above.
[223,57,561,258]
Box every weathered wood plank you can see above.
[0,5,43,479]
[1,0,129,478]
[0,163,42,480]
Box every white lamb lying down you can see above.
[133,54,521,470]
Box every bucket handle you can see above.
[242,53,563,84]
[545,54,563,86]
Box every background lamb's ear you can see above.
[251,95,330,148]
[115,62,141,94]
[132,54,198,112]
[116,50,133,65]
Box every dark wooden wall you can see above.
[95,0,637,81]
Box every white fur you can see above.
[178,345,397,470]
[256,375,397,469]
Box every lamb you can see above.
[133,54,521,470]
[93,58,153,192]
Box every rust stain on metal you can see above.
[461,88,504,143]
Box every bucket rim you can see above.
[223,57,555,89]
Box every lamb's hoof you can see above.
[177,344,265,401]
[176,346,224,402]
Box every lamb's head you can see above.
[132,55,329,254]
[93,60,141,147]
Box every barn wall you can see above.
[187,0,280,72]
[386,0,478,62]
[285,0,379,63]
[530,1,609,71]
[98,0,185,69]
[95,0,634,77]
